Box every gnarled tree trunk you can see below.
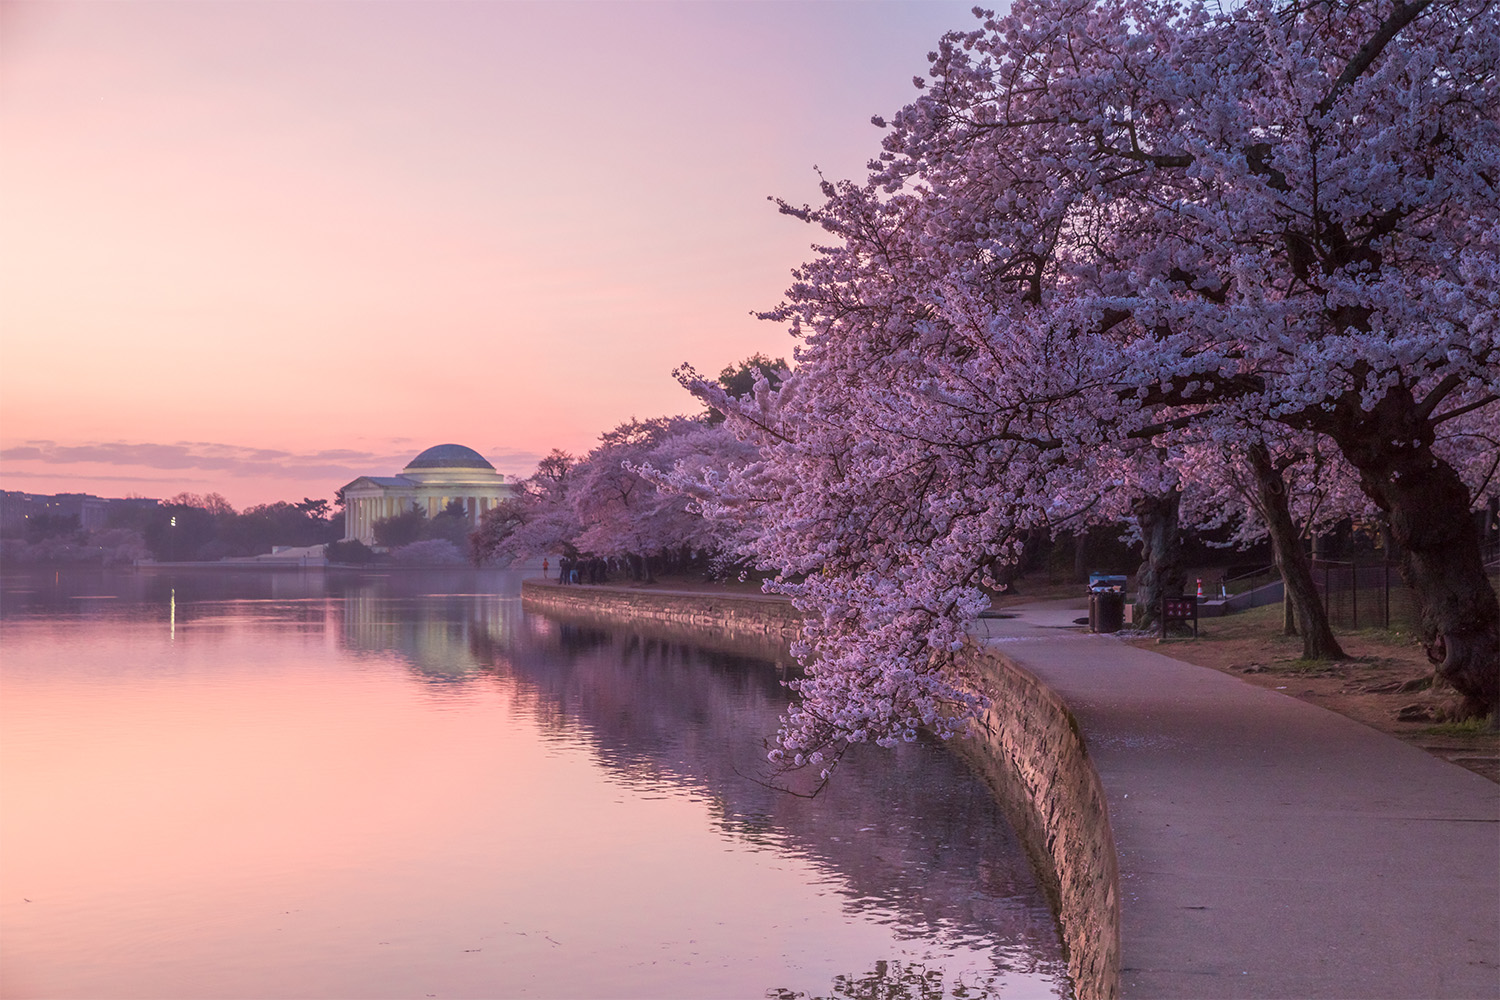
[1248,443,1346,660]
[1315,390,1499,719]
[1133,490,1186,631]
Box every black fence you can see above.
[1314,560,1500,633]
[1312,561,1410,631]
[1213,559,1500,632]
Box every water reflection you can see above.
[0,568,1068,999]
[0,565,527,619]
[464,618,1063,970]
[340,573,1063,986]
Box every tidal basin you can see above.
[0,568,1068,999]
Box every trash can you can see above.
[1087,573,1128,634]
[1091,590,1125,633]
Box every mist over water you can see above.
[0,568,1068,999]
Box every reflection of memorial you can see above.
[334,571,525,681]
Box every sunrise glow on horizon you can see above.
[1,0,976,508]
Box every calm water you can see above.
[0,568,1069,999]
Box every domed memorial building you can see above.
[339,444,517,545]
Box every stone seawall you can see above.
[955,647,1121,1000]
[520,580,801,663]
[519,580,1120,999]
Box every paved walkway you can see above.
[972,599,1500,999]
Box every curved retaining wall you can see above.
[520,580,800,648]
[519,580,1120,999]
[954,647,1121,999]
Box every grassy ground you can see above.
[1126,602,1499,783]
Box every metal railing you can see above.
[1218,564,1283,610]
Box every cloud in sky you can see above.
[0,468,204,485]
[4,440,402,476]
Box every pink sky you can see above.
[1,0,976,509]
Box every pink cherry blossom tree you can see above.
[572,416,725,575]
[695,0,1499,760]
[471,449,582,564]
[472,420,755,577]
[903,0,1499,709]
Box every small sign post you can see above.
[1159,593,1199,641]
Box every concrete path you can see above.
[973,599,1500,999]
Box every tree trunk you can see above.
[1133,490,1186,631]
[1248,443,1346,660]
[1313,389,1499,718]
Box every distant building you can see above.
[339,444,517,545]
[0,491,159,535]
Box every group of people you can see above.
[549,554,608,585]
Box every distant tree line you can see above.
[0,492,343,566]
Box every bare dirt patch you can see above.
[1125,604,1498,783]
